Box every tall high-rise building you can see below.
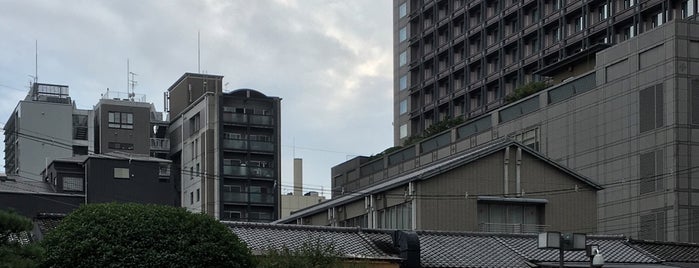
[394,0,698,145]
[166,73,281,222]
[3,83,94,181]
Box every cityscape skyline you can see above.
[0,0,394,196]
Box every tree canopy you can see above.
[41,203,253,268]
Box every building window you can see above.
[377,202,411,229]
[640,150,664,194]
[399,99,408,115]
[624,0,635,9]
[399,75,408,90]
[108,112,133,129]
[108,142,134,150]
[399,51,407,67]
[650,12,664,28]
[640,211,666,240]
[158,163,170,177]
[573,15,584,33]
[399,2,407,18]
[190,192,194,205]
[189,113,201,137]
[478,202,544,233]
[190,166,194,180]
[399,26,407,42]
[639,84,664,133]
[399,124,408,138]
[598,4,609,21]
[62,177,84,192]
[114,168,130,179]
[196,188,200,202]
[682,0,697,18]
[195,163,200,178]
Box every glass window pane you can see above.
[399,2,407,18]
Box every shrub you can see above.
[504,81,548,103]
[41,203,253,268]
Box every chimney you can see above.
[293,158,303,196]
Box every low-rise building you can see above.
[278,139,601,234]
[0,152,175,218]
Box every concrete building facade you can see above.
[3,83,94,181]
[394,0,699,144]
[93,90,169,159]
[339,19,699,242]
[166,73,282,222]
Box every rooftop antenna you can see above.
[127,59,137,100]
[197,31,201,73]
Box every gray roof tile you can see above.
[630,240,699,262]
[225,222,400,261]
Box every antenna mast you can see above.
[127,59,137,100]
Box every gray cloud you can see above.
[0,0,393,196]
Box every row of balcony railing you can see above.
[478,222,548,234]
[223,165,274,178]
[222,113,274,126]
[222,139,274,152]
[149,138,170,151]
[222,192,275,204]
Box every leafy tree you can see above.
[256,240,342,268]
[41,203,253,268]
[0,210,44,268]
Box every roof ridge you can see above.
[356,229,398,258]
[623,241,664,262]
[491,235,534,262]
[223,221,363,233]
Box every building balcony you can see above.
[222,165,274,178]
[249,167,274,178]
[222,113,247,124]
[249,114,273,126]
[223,192,247,203]
[223,165,248,177]
[222,139,247,150]
[249,141,274,152]
[479,223,548,234]
[249,193,275,204]
[149,138,170,151]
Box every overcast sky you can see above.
[0,0,394,197]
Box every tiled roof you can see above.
[630,239,699,262]
[225,221,401,262]
[225,222,694,267]
[417,231,528,268]
[495,234,658,264]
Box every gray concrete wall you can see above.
[16,101,74,181]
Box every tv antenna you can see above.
[127,59,138,100]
